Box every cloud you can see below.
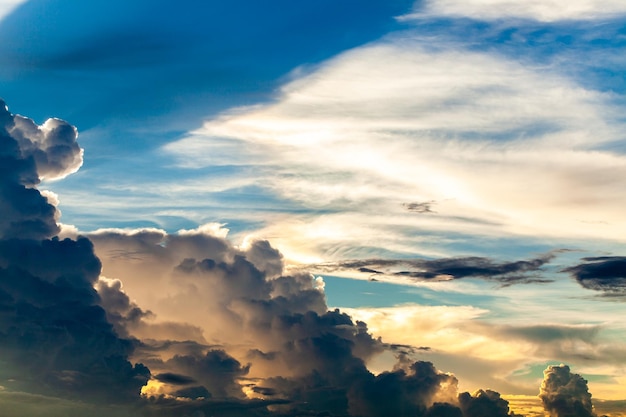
[310,252,557,285]
[82,226,452,414]
[410,0,626,22]
[459,389,521,417]
[404,201,437,214]
[4,99,626,416]
[0,99,82,240]
[161,350,250,399]
[0,0,24,20]
[562,257,626,298]
[539,364,595,417]
[82,224,552,416]
[0,100,148,403]
[164,37,626,266]
[347,361,459,417]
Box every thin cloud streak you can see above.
[408,0,626,22]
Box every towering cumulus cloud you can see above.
[0,100,149,403]
[539,364,596,417]
[0,99,81,239]
[86,226,527,416]
[1,99,529,415]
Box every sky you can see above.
[1,1,626,416]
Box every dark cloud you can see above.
[243,239,284,278]
[0,99,81,240]
[347,361,459,417]
[163,350,250,400]
[563,256,626,297]
[0,100,148,403]
[172,385,211,400]
[425,402,463,417]
[154,372,196,385]
[311,253,557,285]
[539,364,595,417]
[458,389,520,417]
[92,226,493,416]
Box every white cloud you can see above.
[410,0,626,22]
[0,0,24,20]
[165,39,626,264]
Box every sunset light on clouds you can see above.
[1,1,626,416]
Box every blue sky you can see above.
[2,1,626,416]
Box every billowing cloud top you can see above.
[0,100,148,404]
[539,364,595,417]
[0,99,82,239]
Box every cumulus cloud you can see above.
[0,100,148,403]
[459,389,521,417]
[0,99,82,240]
[539,364,595,417]
[84,224,541,416]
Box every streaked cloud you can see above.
[308,252,557,285]
[410,0,626,22]
[0,0,23,20]
[165,38,626,264]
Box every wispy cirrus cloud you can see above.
[165,37,626,264]
[409,0,626,22]
[0,0,23,20]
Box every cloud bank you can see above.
[0,97,558,416]
[1,101,622,415]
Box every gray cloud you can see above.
[563,256,626,298]
[539,364,595,417]
[459,389,521,417]
[87,227,493,416]
[153,372,197,385]
[163,350,250,399]
[347,361,459,417]
[312,253,557,286]
[404,201,436,214]
[0,100,148,403]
